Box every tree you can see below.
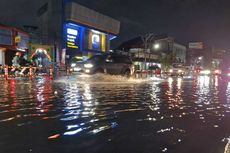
[160,53,176,71]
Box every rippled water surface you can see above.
[1,75,230,153]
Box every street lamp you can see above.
[154,43,160,49]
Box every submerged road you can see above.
[0,74,230,153]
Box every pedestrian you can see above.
[19,53,31,75]
[11,52,21,73]
[42,56,51,73]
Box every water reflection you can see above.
[226,82,230,104]
[61,82,119,137]
[1,76,230,153]
[166,77,184,110]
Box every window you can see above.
[112,55,132,64]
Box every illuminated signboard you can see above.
[65,23,83,49]
[66,28,79,49]
[92,34,100,50]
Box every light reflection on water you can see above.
[1,75,230,153]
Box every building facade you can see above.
[153,37,186,64]
[211,49,226,69]
[0,25,29,66]
[118,34,187,70]
[186,42,213,69]
[37,0,120,65]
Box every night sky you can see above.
[0,0,230,50]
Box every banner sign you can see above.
[189,42,203,49]
[92,33,100,50]
[65,23,82,49]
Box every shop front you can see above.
[63,22,115,62]
[0,25,29,66]
[62,2,120,64]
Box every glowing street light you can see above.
[154,43,160,49]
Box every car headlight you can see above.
[214,70,221,74]
[200,70,211,75]
[84,63,94,68]
[74,67,81,71]
[71,63,76,67]
[85,69,91,73]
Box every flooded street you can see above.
[1,75,230,153]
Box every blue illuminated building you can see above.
[37,0,120,65]
[63,22,117,61]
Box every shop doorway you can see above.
[5,49,18,66]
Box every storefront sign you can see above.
[66,28,79,49]
[16,32,29,51]
[67,28,78,36]
[65,23,83,49]
[92,34,100,50]
[189,42,203,49]
[15,35,21,43]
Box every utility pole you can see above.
[141,33,154,70]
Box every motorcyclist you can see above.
[11,52,21,73]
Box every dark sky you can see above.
[1,0,230,50]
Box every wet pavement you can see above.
[1,74,230,153]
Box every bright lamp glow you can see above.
[84,63,94,68]
[154,43,160,49]
[85,69,90,73]
[92,34,100,44]
[200,70,211,75]
[71,63,76,67]
[214,70,221,74]
[169,69,173,73]
[74,67,81,71]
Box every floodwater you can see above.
[1,75,230,153]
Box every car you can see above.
[168,68,184,76]
[167,64,188,77]
[148,65,161,74]
[69,57,85,72]
[83,52,134,77]
[199,69,211,75]
[70,61,84,72]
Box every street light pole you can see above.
[141,33,154,70]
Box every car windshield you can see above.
[112,55,132,64]
[71,58,84,63]
[87,55,104,63]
